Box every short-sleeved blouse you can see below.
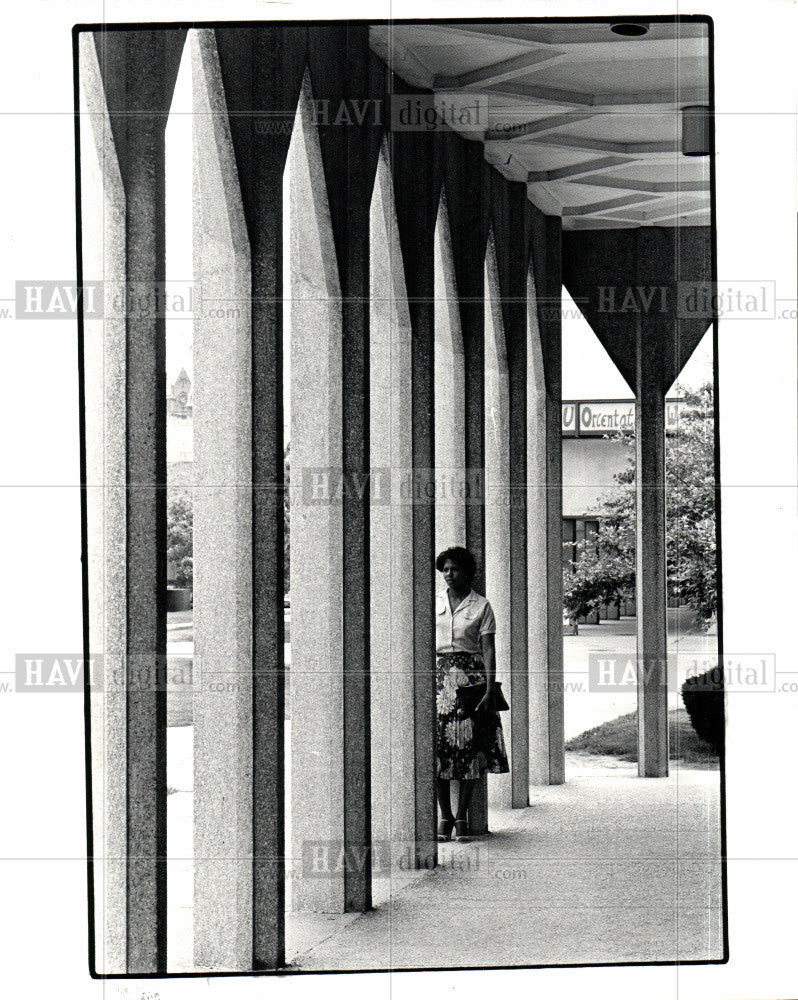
[435,588,496,655]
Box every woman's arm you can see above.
[476,632,495,712]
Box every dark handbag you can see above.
[457,681,509,714]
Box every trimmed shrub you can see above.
[681,667,725,755]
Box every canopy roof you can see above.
[370,19,711,230]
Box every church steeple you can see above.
[167,368,192,417]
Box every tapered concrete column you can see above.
[370,145,416,853]
[528,211,565,786]
[339,164,372,913]
[214,24,306,966]
[410,281,437,867]
[526,265,550,785]
[484,239,512,809]
[560,224,712,780]
[635,316,669,777]
[305,25,379,910]
[190,30,254,970]
[505,261,530,807]
[79,34,127,975]
[391,120,437,871]
[489,176,531,809]
[92,28,186,974]
[434,192,466,553]
[443,152,489,834]
[288,79,346,912]
[434,195,473,830]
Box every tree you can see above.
[563,522,634,627]
[167,491,193,588]
[164,442,289,595]
[563,381,717,629]
[284,442,290,596]
[664,382,717,625]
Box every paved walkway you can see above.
[166,730,723,972]
[164,609,721,971]
[287,756,722,971]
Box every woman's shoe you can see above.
[437,818,455,842]
[453,819,471,843]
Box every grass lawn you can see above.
[566,708,719,768]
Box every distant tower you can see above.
[167,369,194,475]
[167,368,193,419]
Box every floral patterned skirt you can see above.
[436,651,509,781]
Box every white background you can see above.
[0,2,795,999]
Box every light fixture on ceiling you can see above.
[610,22,649,36]
[681,105,713,156]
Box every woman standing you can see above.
[435,546,509,843]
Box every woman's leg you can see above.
[455,778,476,821]
[436,778,455,822]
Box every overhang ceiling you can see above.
[370,20,711,230]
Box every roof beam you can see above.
[483,148,533,182]
[398,22,554,50]
[577,176,710,193]
[562,192,663,216]
[634,203,710,224]
[434,47,567,89]
[367,27,436,87]
[564,216,641,229]
[393,22,707,49]
[527,156,633,182]
[525,182,564,217]
[482,82,708,108]
[484,112,597,142]
[524,134,681,155]
[481,81,592,107]
[594,202,709,225]
[593,87,707,107]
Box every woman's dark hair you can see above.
[435,546,477,584]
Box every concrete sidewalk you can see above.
[166,728,722,972]
[165,608,722,971]
[288,756,722,971]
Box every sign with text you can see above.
[579,401,635,436]
[562,400,686,436]
[561,402,578,437]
